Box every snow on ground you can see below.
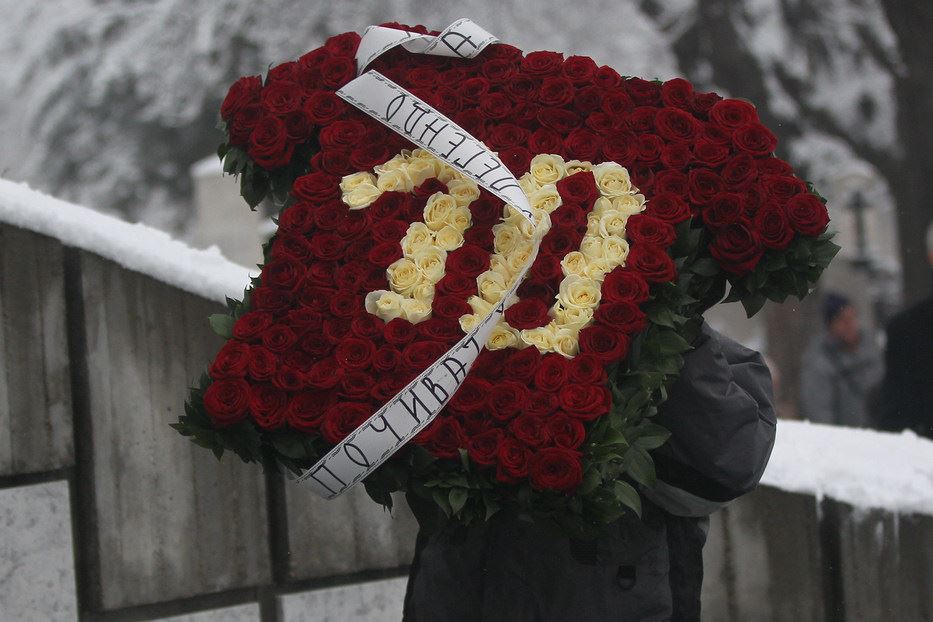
[2,179,930,516]
[0,177,253,303]
[763,419,933,516]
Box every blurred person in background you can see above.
[877,222,933,439]
[798,292,883,427]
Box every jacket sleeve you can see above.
[797,346,836,424]
[877,314,915,432]
[643,322,777,517]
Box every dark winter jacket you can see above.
[402,323,777,621]
[877,296,933,438]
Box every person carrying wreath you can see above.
[403,320,777,622]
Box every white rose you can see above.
[435,225,465,251]
[411,281,436,302]
[593,162,632,197]
[446,179,481,207]
[343,183,382,210]
[520,324,558,352]
[365,290,405,322]
[552,302,594,331]
[412,247,447,282]
[579,236,605,260]
[612,193,646,216]
[519,173,540,196]
[529,154,567,186]
[558,275,602,309]
[376,168,414,193]
[401,298,432,324]
[487,322,520,350]
[597,210,629,237]
[528,185,563,214]
[400,222,434,255]
[340,171,377,194]
[489,255,515,280]
[477,269,509,303]
[506,240,537,273]
[552,327,581,358]
[583,257,612,280]
[602,236,630,265]
[591,196,614,217]
[386,257,421,295]
[459,313,480,333]
[493,223,522,255]
[436,164,462,184]
[405,158,438,188]
[565,160,593,175]
[423,193,458,231]
[561,251,589,277]
[467,295,494,316]
[374,153,409,176]
[449,206,473,232]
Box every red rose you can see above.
[401,340,448,372]
[496,435,532,482]
[350,142,391,171]
[528,128,564,154]
[250,287,290,313]
[318,120,366,149]
[260,80,304,115]
[702,193,747,231]
[510,414,550,448]
[320,56,355,89]
[558,383,612,420]
[209,341,251,379]
[417,318,461,342]
[504,298,550,330]
[489,380,531,422]
[534,353,571,392]
[645,193,691,224]
[229,104,261,146]
[550,204,587,230]
[595,65,622,89]
[786,193,830,237]
[691,91,723,116]
[733,122,778,156]
[521,51,564,76]
[446,244,491,278]
[324,31,361,57]
[303,90,346,125]
[272,233,314,262]
[248,346,277,381]
[528,448,583,493]
[261,325,297,353]
[367,241,403,268]
[321,402,371,445]
[372,344,401,373]
[626,214,677,247]
[542,228,581,257]
[655,108,700,143]
[502,346,542,383]
[479,92,514,120]
[602,130,638,164]
[602,268,650,304]
[546,415,586,450]
[248,116,294,169]
[586,111,613,135]
[436,272,477,298]
[754,202,795,250]
[449,376,491,415]
[263,257,306,291]
[660,143,693,170]
[272,365,304,392]
[467,429,502,466]
[653,171,688,196]
[693,139,731,167]
[292,171,339,202]
[425,417,466,460]
[232,310,272,341]
[537,107,582,133]
[709,98,758,129]
[481,58,516,85]
[758,157,794,176]
[277,202,315,234]
[564,129,603,161]
[530,253,563,282]
[431,295,470,320]
[284,349,315,372]
[307,233,346,261]
[248,384,288,430]
[500,147,533,176]
[285,391,330,433]
[578,325,630,363]
[661,78,694,109]
[626,244,677,283]
[526,391,560,417]
[563,55,598,84]
[486,123,531,150]
[710,223,764,275]
[552,174,596,208]
[594,301,648,334]
[572,85,603,115]
[335,337,375,370]
[306,357,344,389]
[538,77,575,107]
[625,77,661,106]
[221,75,262,121]
[636,134,664,164]
[687,169,724,205]
[203,378,250,427]
[569,353,608,384]
[760,174,806,201]
[460,77,491,102]
[721,154,758,189]
[382,318,415,345]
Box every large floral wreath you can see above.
[173,22,838,537]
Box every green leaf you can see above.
[364,481,393,510]
[579,467,602,495]
[689,257,720,277]
[656,330,691,357]
[272,435,309,460]
[613,481,642,518]
[449,488,468,515]
[241,168,269,209]
[623,446,656,487]
[740,293,767,318]
[208,313,234,339]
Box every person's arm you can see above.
[877,316,913,432]
[797,346,837,424]
[642,322,776,517]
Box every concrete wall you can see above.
[2,220,932,621]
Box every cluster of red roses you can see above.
[205,25,830,493]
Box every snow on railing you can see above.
[3,177,931,516]
[0,178,253,303]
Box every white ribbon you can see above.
[295,21,543,499]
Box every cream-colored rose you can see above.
[529,154,567,186]
[558,275,602,309]
[602,236,630,265]
[503,205,550,239]
[519,173,540,196]
[400,222,434,255]
[561,251,589,277]
[376,168,414,193]
[340,171,377,194]
[493,223,522,255]
[406,158,438,188]
[401,298,432,323]
[411,281,436,302]
[528,185,563,214]
[584,257,612,280]
[487,322,520,350]
[579,236,605,260]
[412,247,447,282]
[386,257,421,295]
[520,324,558,351]
[591,196,614,217]
[459,313,480,333]
[449,206,473,231]
[467,295,494,316]
[343,183,382,210]
[552,327,581,358]
[552,302,594,331]
[410,148,435,161]
[477,269,509,303]
[436,164,462,184]
[565,160,593,175]
[612,193,646,216]
[593,162,632,197]
[435,225,465,251]
[423,193,458,231]
[506,240,537,273]
[597,210,629,238]
[446,179,481,207]
[365,290,405,322]
[374,153,409,176]
[488,255,514,280]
